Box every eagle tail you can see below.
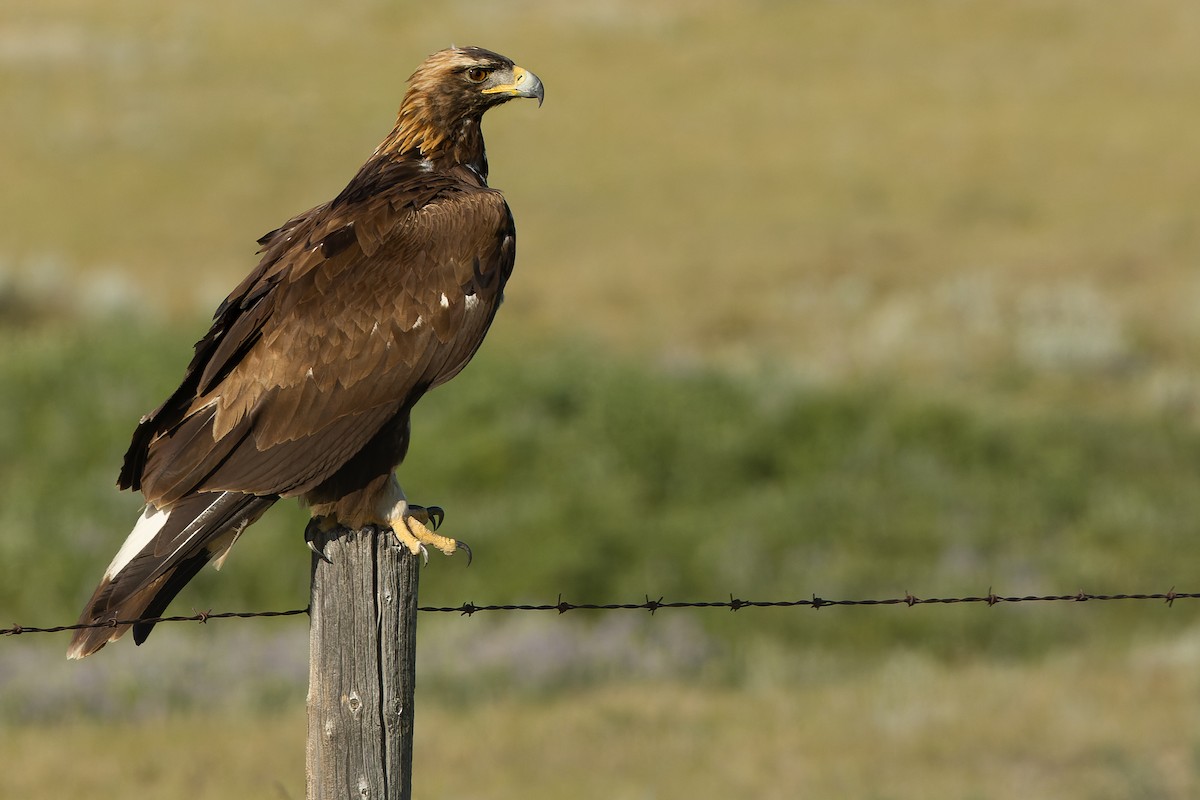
[66,491,277,660]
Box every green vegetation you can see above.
[3,319,1199,662]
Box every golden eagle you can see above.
[67,46,543,659]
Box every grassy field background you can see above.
[4,0,1200,797]
[6,645,1200,800]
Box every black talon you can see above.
[427,505,445,531]
[304,518,334,564]
[405,504,445,530]
[457,539,472,567]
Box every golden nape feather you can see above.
[68,46,542,659]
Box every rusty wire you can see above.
[3,587,1199,638]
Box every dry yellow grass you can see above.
[6,636,1200,799]
[3,0,1199,413]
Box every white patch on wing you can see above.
[439,293,450,308]
[465,294,480,311]
[412,315,424,329]
[103,505,169,580]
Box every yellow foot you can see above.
[391,505,472,565]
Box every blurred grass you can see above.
[7,642,1200,799]
[5,0,1200,796]
[3,316,1200,662]
[3,0,1200,413]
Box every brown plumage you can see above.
[68,46,543,659]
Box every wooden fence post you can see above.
[306,527,420,800]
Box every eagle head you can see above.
[385,47,543,163]
[414,46,544,111]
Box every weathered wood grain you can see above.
[307,529,419,800]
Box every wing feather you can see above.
[126,162,514,509]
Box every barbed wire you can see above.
[1,607,310,637]
[3,587,1198,639]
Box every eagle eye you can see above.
[466,67,492,83]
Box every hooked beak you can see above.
[482,65,545,107]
